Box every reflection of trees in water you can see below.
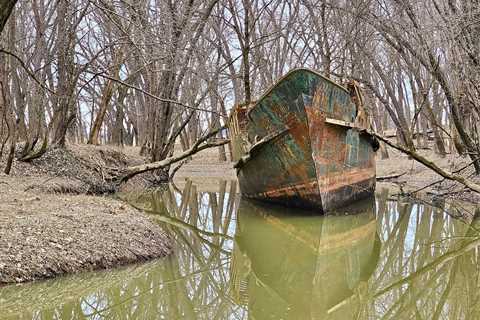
[229,190,480,320]
[364,191,480,320]
[118,179,244,320]
[1,180,244,320]
[2,183,480,319]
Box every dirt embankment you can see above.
[0,145,172,284]
[376,149,480,204]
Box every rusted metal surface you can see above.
[228,68,377,212]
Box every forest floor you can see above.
[375,149,480,204]
[0,143,478,284]
[0,145,172,285]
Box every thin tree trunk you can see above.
[4,118,18,174]
[51,0,76,147]
[88,78,115,145]
[242,0,251,105]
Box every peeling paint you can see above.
[228,68,376,212]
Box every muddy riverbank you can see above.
[0,145,172,284]
[375,150,480,204]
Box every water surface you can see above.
[1,180,480,319]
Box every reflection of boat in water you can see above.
[230,198,380,319]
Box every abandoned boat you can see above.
[228,68,379,212]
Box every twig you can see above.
[376,172,406,181]
[426,187,469,197]
[24,176,57,192]
[169,159,191,181]
[0,49,55,95]
[398,157,480,196]
[84,70,227,117]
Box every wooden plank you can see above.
[325,118,355,128]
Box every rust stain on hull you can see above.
[228,68,378,213]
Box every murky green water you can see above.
[1,180,480,319]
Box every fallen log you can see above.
[372,132,480,194]
[116,126,229,184]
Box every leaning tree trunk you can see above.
[118,127,228,184]
[151,70,176,162]
[88,49,123,145]
[88,78,115,145]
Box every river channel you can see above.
[1,179,480,319]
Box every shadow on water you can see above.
[1,180,480,319]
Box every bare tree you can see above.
[2,0,480,183]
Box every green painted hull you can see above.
[229,68,377,212]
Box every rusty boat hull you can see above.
[229,68,377,212]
